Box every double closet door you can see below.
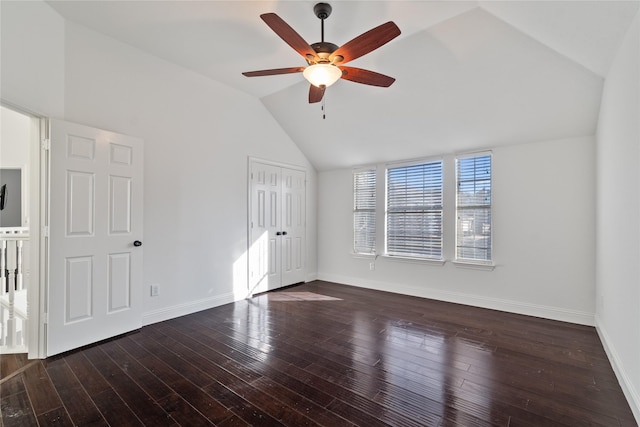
[249,161,305,294]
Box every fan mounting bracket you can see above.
[313,3,332,20]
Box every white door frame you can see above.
[247,157,306,297]
[0,101,46,358]
[31,115,47,359]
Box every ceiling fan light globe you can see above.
[303,64,342,88]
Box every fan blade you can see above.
[330,21,401,64]
[308,84,325,103]
[339,67,396,87]
[242,67,305,77]
[261,13,318,61]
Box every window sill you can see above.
[351,252,377,259]
[382,255,446,266]
[452,260,495,271]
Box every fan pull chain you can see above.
[322,95,326,119]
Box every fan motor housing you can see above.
[311,41,339,55]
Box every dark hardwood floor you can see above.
[0,280,636,426]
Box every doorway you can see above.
[0,105,43,358]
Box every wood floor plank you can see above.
[36,406,74,427]
[44,358,108,426]
[0,355,19,381]
[21,361,62,416]
[156,392,214,426]
[251,376,354,427]
[2,281,636,426]
[82,346,173,425]
[0,374,25,399]
[117,334,234,424]
[98,339,173,402]
[0,389,38,427]
[203,381,285,427]
[90,388,145,427]
[63,352,112,396]
[217,379,322,427]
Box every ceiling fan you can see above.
[242,3,401,104]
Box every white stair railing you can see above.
[0,227,29,353]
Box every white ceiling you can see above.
[46,0,639,170]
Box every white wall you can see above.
[62,21,317,323]
[596,11,640,422]
[0,107,31,228]
[1,0,318,328]
[0,107,30,167]
[318,135,596,325]
[0,1,65,117]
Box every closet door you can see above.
[249,162,282,293]
[249,161,305,294]
[280,168,305,286]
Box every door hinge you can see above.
[42,312,49,325]
[41,138,50,151]
[42,226,49,237]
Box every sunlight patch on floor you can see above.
[266,292,342,302]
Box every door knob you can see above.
[133,240,142,247]
[282,231,287,235]
[276,232,282,236]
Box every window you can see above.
[386,161,443,259]
[353,168,376,254]
[456,154,492,263]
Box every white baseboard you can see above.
[595,316,640,425]
[142,292,235,326]
[317,273,595,326]
[305,272,319,282]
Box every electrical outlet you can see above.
[150,284,159,297]
[369,262,375,271]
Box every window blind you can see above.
[456,154,492,262]
[386,161,443,259]
[353,169,376,254]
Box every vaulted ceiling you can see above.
[47,1,639,170]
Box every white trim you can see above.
[317,273,595,326]
[595,316,640,424]
[142,292,235,326]
[350,252,376,259]
[455,152,493,265]
[385,155,444,169]
[248,156,306,173]
[455,149,493,160]
[352,165,377,174]
[36,117,49,359]
[385,159,444,259]
[305,272,318,282]
[0,105,46,359]
[451,260,496,271]
[353,168,377,255]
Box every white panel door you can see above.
[281,168,305,286]
[249,161,305,294]
[249,162,282,294]
[48,119,143,356]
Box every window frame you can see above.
[454,152,493,266]
[384,158,444,261]
[353,167,377,255]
